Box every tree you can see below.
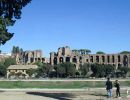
[120,51,130,54]
[12,46,23,54]
[0,57,16,77]
[26,68,36,78]
[15,46,19,53]
[79,63,90,77]
[12,46,16,54]
[34,61,43,67]
[4,57,16,76]
[118,66,130,77]
[105,64,114,77]
[0,17,14,45]
[35,62,53,78]
[19,48,23,53]
[79,49,91,54]
[0,61,6,76]
[65,63,76,77]
[84,49,91,54]
[91,63,114,78]
[56,62,76,78]
[56,64,66,77]
[96,51,105,54]
[75,71,80,77]
[4,57,16,67]
[0,0,31,45]
[72,49,79,54]
[79,49,84,54]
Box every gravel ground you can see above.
[0,90,130,100]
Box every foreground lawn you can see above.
[0,81,129,89]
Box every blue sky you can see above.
[1,0,130,57]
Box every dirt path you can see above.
[0,91,129,100]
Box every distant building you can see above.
[0,53,11,61]
[7,65,38,78]
[50,46,130,69]
[12,50,49,64]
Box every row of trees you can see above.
[72,49,107,55]
[90,64,114,78]
[80,63,130,78]
[0,57,16,77]
[54,63,76,78]
[25,62,130,79]
[12,46,23,54]
[0,58,129,78]
[72,49,91,55]
[72,49,130,55]
[28,62,77,78]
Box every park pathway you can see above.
[0,88,130,100]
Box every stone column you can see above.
[93,55,96,63]
[76,64,79,70]
[109,55,112,64]
[99,55,101,64]
[115,56,118,69]
[128,56,130,68]
[76,57,79,65]
[70,57,72,63]
[7,70,10,79]
[63,56,66,63]
[120,55,123,66]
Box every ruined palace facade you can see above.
[50,46,130,69]
[13,50,49,64]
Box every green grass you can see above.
[0,81,129,89]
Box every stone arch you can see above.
[90,56,93,62]
[118,55,121,62]
[54,57,57,65]
[38,58,41,61]
[118,64,121,67]
[66,57,70,62]
[96,56,99,63]
[102,56,105,63]
[30,57,34,63]
[79,56,82,60]
[42,58,45,62]
[72,57,77,63]
[112,55,115,63]
[123,55,128,67]
[59,57,64,63]
[107,56,110,63]
[86,59,89,62]
[35,58,38,62]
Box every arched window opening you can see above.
[73,58,77,63]
[54,57,57,65]
[66,57,70,62]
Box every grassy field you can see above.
[0,80,129,88]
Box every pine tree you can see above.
[0,0,31,45]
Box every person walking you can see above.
[105,78,113,98]
[114,80,120,97]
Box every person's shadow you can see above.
[26,92,75,100]
[0,90,4,93]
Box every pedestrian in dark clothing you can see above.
[114,80,120,97]
[106,78,113,98]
